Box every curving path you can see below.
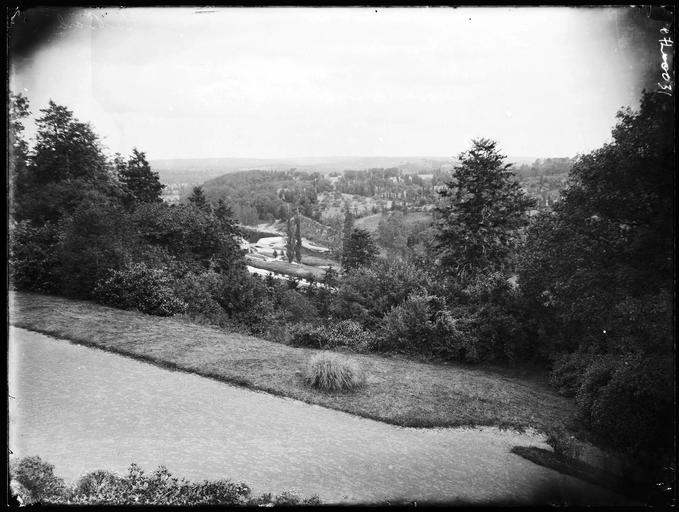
[8,327,630,505]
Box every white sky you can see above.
[10,7,645,160]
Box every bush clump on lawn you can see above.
[377,293,479,361]
[9,457,321,506]
[287,320,376,352]
[304,351,366,392]
[94,262,188,316]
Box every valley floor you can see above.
[8,291,574,433]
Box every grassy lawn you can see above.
[8,291,575,432]
[245,256,327,280]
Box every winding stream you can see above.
[8,327,629,504]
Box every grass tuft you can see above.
[305,352,366,392]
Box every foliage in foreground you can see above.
[9,456,321,506]
[519,92,674,458]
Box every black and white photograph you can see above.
[7,5,675,506]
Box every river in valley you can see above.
[8,327,631,505]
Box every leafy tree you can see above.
[322,266,338,287]
[9,456,66,504]
[285,216,295,263]
[214,198,233,223]
[57,194,134,298]
[132,202,243,274]
[341,202,354,250]
[377,211,409,256]
[9,220,62,293]
[118,148,164,206]
[8,93,31,220]
[294,214,302,263]
[518,91,674,457]
[187,186,209,211]
[342,228,378,272]
[213,198,241,243]
[434,138,536,280]
[518,92,674,357]
[332,258,437,329]
[30,100,111,186]
[13,100,116,223]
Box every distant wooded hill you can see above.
[150,155,558,185]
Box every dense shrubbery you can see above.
[9,456,66,505]
[378,294,466,358]
[549,351,597,397]
[587,354,674,455]
[518,93,674,459]
[305,352,366,392]
[8,220,61,293]
[9,457,321,506]
[455,272,533,362]
[573,354,619,422]
[330,259,440,329]
[288,320,375,352]
[94,263,188,316]
[274,288,319,323]
[551,350,675,457]
[172,270,226,321]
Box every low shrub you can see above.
[275,288,319,323]
[378,293,478,361]
[72,469,125,497]
[589,354,674,456]
[323,319,377,352]
[9,458,322,506]
[9,455,67,504]
[462,271,514,305]
[429,308,480,362]
[331,259,439,329]
[545,425,582,461]
[94,262,187,316]
[172,270,225,320]
[8,220,62,293]
[549,351,599,397]
[457,303,531,362]
[286,322,325,348]
[574,354,619,426]
[552,350,674,457]
[378,293,432,353]
[253,490,322,506]
[304,352,366,392]
[455,272,534,361]
[287,320,376,353]
[215,271,276,332]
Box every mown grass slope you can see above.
[9,291,574,432]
